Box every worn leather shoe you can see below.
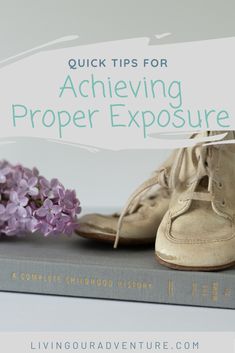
[156,131,235,271]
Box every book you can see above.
[0,231,234,309]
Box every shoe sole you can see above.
[156,254,235,271]
[76,230,154,245]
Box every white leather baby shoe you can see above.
[156,131,235,271]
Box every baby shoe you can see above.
[156,131,235,271]
[112,133,213,248]
[76,186,169,245]
[76,152,176,246]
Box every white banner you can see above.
[0,37,235,150]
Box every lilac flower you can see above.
[36,198,62,222]
[23,167,39,180]
[64,221,78,235]
[0,204,7,221]
[59,189,81,216]
[40,178,61,199]
[18,177,39,197]
[36,221,54,237]
[0,160,81,237]
[24,207,38,232]
[0,166,11,184]
[4,207,37,235]
[3,216,18,236]
[0,204,5,215]
[0,204,13,222]
[50,213,70,233]
[6,168,22,190]
[7,191,28,217]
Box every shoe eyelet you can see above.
[221,200,226,207]
[217,181,223,189]
[178,199,184,204]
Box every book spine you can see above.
[0,257,234,309]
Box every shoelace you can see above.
[114,132,228,248]
[113,167,170,248]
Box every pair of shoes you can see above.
[76,131,235,271]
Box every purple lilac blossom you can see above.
[0,161,81,237]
